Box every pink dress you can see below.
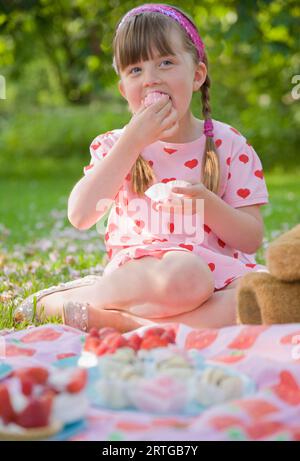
[83,119,269,291]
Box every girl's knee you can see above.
[160,253,214,309]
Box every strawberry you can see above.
[15,367,49,385]
[127,333,142,351]
[16,391,53,428]
[96,343,110,356]
[160,329,176,344]
[101,333,128,349]
[66,369,87,394]
[0,384,16,424]
[143,327,166,339]
[140,336,169,350]
[84,336,101,353]
[89,327,100,338]
[20,376,34,397]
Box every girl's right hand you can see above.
[124,95,179,149]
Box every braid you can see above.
[131,155,157,196]
[200,54,221,195]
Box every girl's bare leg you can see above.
[85,280,239,333]
[37,251,214,320]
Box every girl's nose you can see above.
[143,69,162,87]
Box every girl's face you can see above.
[118,28,207,121]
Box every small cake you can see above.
[193,366,244,406]
[0,366,88,440]
[145,180,191,204]
[91,378,131,410]
[143,91,170,108]
[127,375,188,414]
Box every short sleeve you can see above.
[83,131,118,176]
[221,133,269,208]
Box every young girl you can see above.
[14,3,269,332]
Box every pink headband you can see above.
[117,4,214,138]
[117,4,205,61]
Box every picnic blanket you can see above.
[1,323,300,441]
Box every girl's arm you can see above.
[171,184,264,254]
[68,129,143,230]
[201,187,264,254]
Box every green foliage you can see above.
[0,0,299,172]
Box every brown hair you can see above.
[112,4,220,196]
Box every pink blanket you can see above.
[1,323,300,441]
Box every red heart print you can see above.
[208,263,215,272]
[224,277,235,286]
[120,236,131,243]
[228,172,231,180]
[102,153,107,158]
[226,157,231,166]
[245,263,256,268]
[255,170,264,179]
[148,160,154,167]
[218,238,226,248]
[105,232,109,241]
[161,178,177,183]
[135,220,145,229]
[125,173,131,181]
[237,188,251,199]
[215,139,222,148]
[84,164,94,172]
[179,243,194,251]
[233,252,239,259]
[230,127,241,136]
[133,227,143,234]
[143,238,154,244]
[163,148,177,155]
[108,249,113,259]
[91,141,101,150]
[204,224,211,233]
[239,154,249,164]
[108,223,118,232]
[169,222,175,233]
[184,159,198,169]
[116,206,123,216]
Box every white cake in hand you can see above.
[145,180,191,203]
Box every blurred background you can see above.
[0,1,299,324]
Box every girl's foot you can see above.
[62,301,155,333]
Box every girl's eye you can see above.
[129,60,173,74]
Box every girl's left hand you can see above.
[157,182,207,214]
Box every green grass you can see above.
[0,168,299,331]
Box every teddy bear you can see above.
[237,224,300,324]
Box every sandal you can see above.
[13,275,100,325]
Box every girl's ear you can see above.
[193,62,207,92]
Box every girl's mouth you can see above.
[143,91,172,107]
